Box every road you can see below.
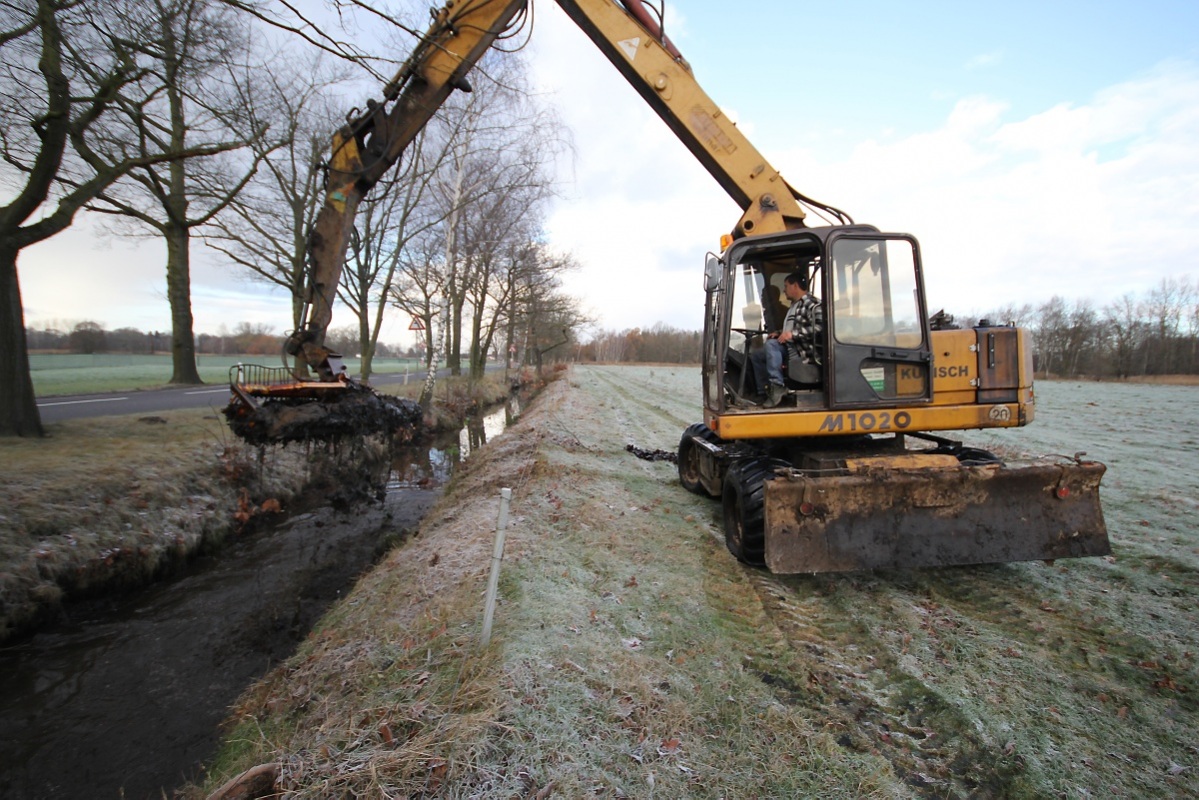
[35,369,445,424]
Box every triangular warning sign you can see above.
[617,37,640,62]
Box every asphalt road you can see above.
[35,369,441,424]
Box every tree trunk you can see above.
[468,295,485,383]
[448,295,464,376]
[359,311,373,382]
[165,224,202,384]
[420,300,448,409]
[0,246,44,437]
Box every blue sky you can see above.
[531,0,1199,332]
[19,0,1199,339]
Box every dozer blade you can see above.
[763,460,1109,573]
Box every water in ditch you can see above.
[0,398,518,800]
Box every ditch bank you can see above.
[190,366,1199,799]
[0,380,531,800]
[0,374,525,644]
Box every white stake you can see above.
[480,488,512,647]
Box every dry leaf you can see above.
[427,758,448,790]
[657,737,681,756]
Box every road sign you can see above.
[409,317,425,331]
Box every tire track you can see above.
[577,365,698,450]
[737,569,1024,798]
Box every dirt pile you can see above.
[223,390,423,446]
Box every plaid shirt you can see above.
[784,292,823,365]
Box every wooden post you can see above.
[480,488,512,647]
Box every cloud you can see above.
[965,51,1004,71]
[529,9,1196,330]
[740,63,1199,318]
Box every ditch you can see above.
[0,399,519,800]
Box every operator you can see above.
[758,270,823,407]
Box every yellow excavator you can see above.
[229,0,1109,572]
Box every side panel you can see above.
[712,402,1023,440]
[929,329,977,405]
[977,326,1020,403]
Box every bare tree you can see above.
[0,0,243,435]
[984,303,1035,328]
[1032,296,1069,376]
[85,0,274,384]
[421,59,567,379]
[340,124,448,380]
[203,53,348,335]
[1141,276,1198,374]
[510,246,590,376]
[1103,293,1147,379]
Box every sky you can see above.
[16,0,1199,343]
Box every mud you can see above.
[223,390,423,446]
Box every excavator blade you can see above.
[762,460,1109,573]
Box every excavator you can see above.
[228,0,1110,572]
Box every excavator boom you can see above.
[292,0,531,377]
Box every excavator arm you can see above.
[290,0,530,380]
[289,0,852,381]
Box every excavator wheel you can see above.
[678,422,720,496]
[722,457,788,566]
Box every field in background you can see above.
[29,353,422,396]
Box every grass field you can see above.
[29,353,422,396]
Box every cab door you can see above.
[825,233,933,408]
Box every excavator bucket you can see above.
[762,459,1109,573]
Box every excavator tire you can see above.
[678,422,720,496]
[722,457,788,566]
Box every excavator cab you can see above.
[706,226,933,414]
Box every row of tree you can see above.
[963,276,1199,378]
[570,277,1199,379]
[2,0,586,436]
[579,323,702,364]
[24,321,421,359]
